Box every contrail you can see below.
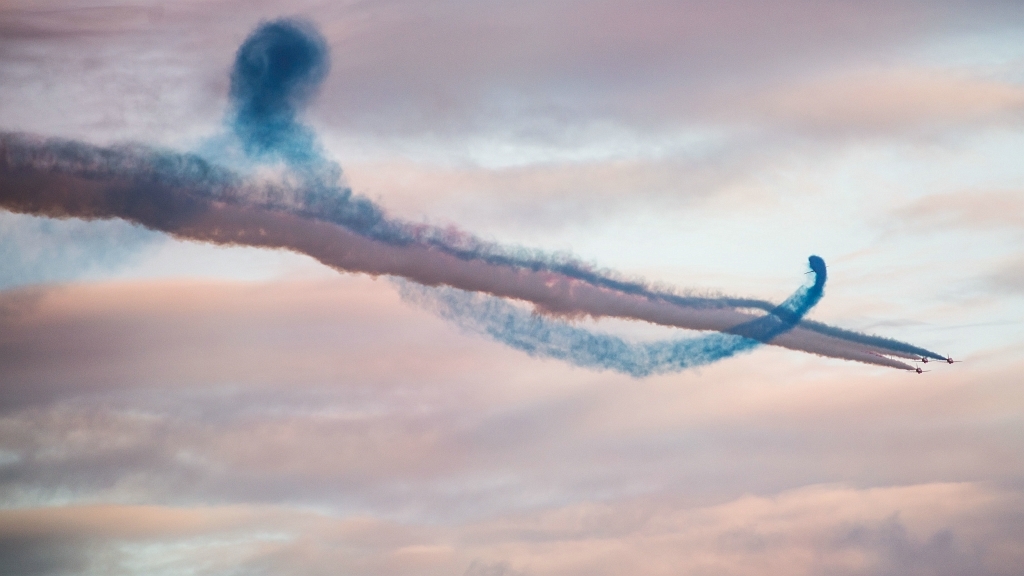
[0,132,916,370]
[0,18,937,371]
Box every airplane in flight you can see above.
[920,356,961,365]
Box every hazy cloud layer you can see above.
[2,1,1024,575]
[3,1,1023,141]
[3,0,1022,233]
[1,484,1022,576]
[1,280,1020,512]
[896,190,1024,231]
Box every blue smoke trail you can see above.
[0,18,939,371]
[0,132,922,369]
[219,19,942,362]
[399,256,827,376]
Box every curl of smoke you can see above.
[397,257,826,376]
[230,18,330,167]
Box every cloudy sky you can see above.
[2,1,1024,575]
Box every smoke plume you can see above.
[396,256,826,376]
[0,18,942,372]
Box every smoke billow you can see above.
[230,19,330,166]
[0,18,942,373]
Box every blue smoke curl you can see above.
[230,19,330,167]
[398,256,826,377]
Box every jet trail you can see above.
[0,18,937,372]
[0,132,917,370]
[396,255,828,376]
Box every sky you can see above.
[1,1,1024,575]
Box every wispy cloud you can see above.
[1,484,1021,576]
[896,190,1024,231]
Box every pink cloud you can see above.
[742,69,1024,137]
[2,483,1021,576]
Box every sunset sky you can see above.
[2,1,1024,575]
